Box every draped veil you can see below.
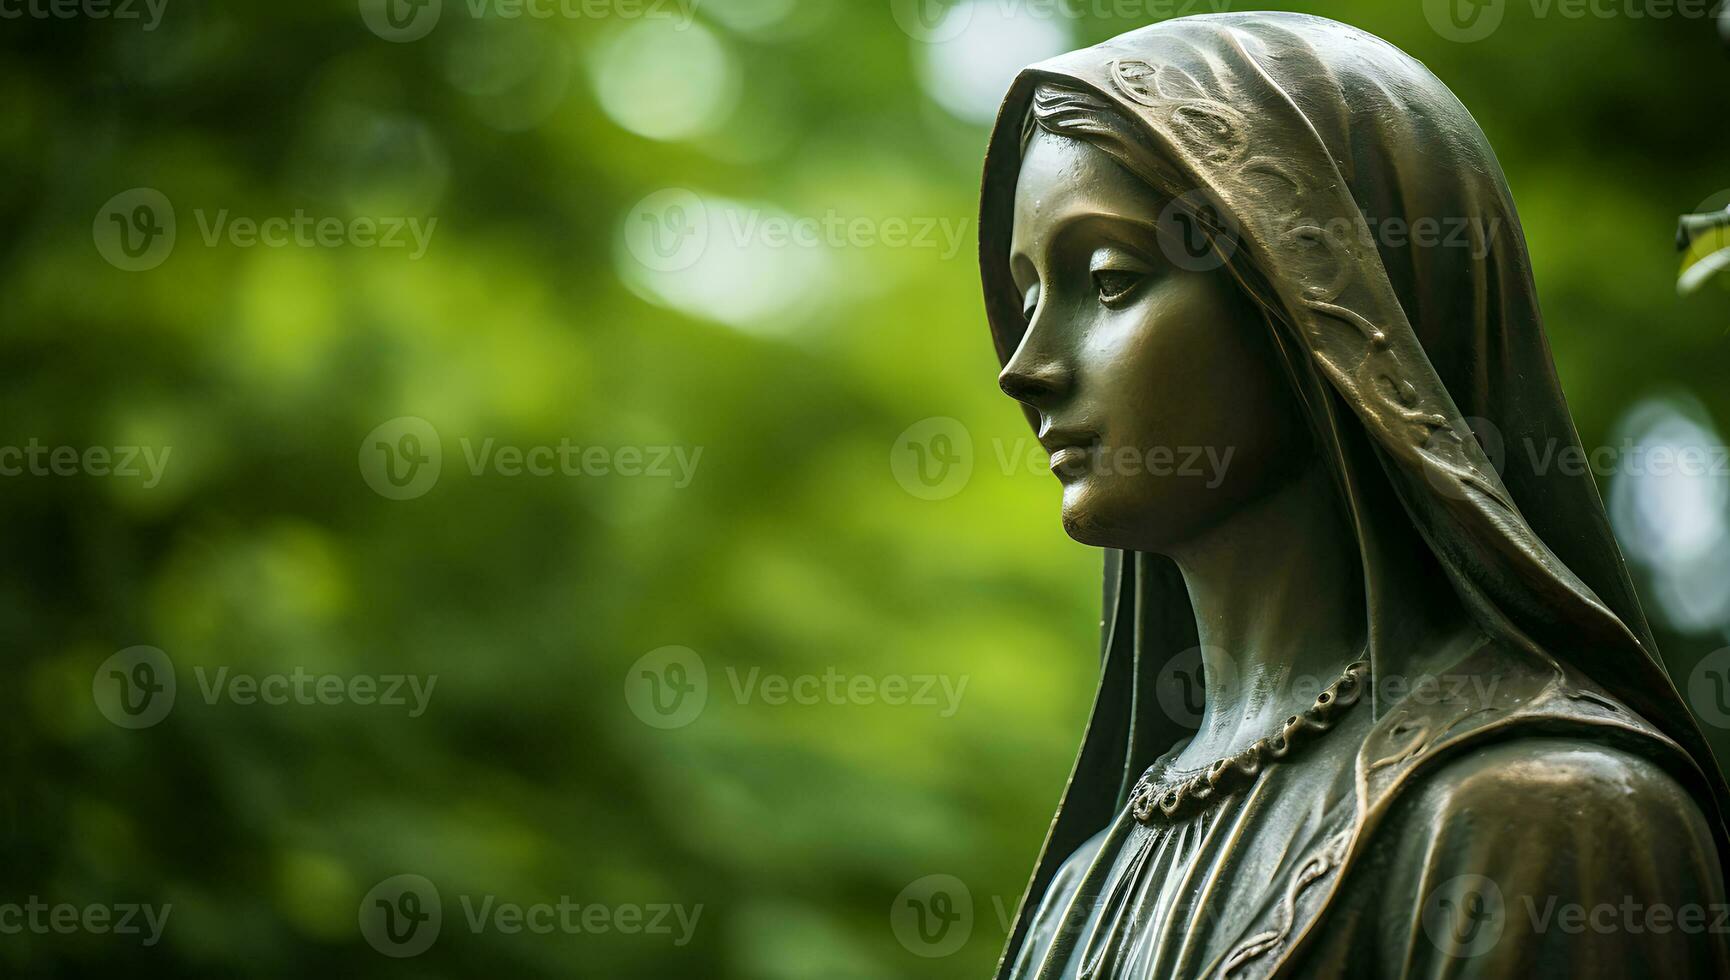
[976,13,1730,976]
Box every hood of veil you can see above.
[979,12,1729,974]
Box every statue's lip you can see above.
[1048,446,1093,477]
[1040,428,1098,477]
[1037,427,1096,456]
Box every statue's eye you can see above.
[1092,269,1144,307]
[1021,284,1040,322]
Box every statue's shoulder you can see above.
[1355,633,1705,815]
[1393,735,1713,839]
[1283,735,1730,980]
[1268,640,1730,977]
[1345,635,1726,907]
[1204,638,1728,979]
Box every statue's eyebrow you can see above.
[1082,208,1163,238]
[1010,207,1166,291]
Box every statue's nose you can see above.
[998,356,1071,408]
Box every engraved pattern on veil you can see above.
[1101,54,1517,525]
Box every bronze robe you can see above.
[1009,641,1727,978]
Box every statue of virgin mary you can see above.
[979,13,1730,978]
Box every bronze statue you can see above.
[980,13,1730,978]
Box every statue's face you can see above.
[1004,130,1312,552]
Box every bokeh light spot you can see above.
[917,0,1073,124]
[590,21,741,142]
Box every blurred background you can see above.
[5,0,1730,975]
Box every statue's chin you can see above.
[1061,483,1186,554]
[1059,490,1130,550]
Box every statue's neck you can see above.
[1165,461,1367,766]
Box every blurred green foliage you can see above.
[3,0,1730,976]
